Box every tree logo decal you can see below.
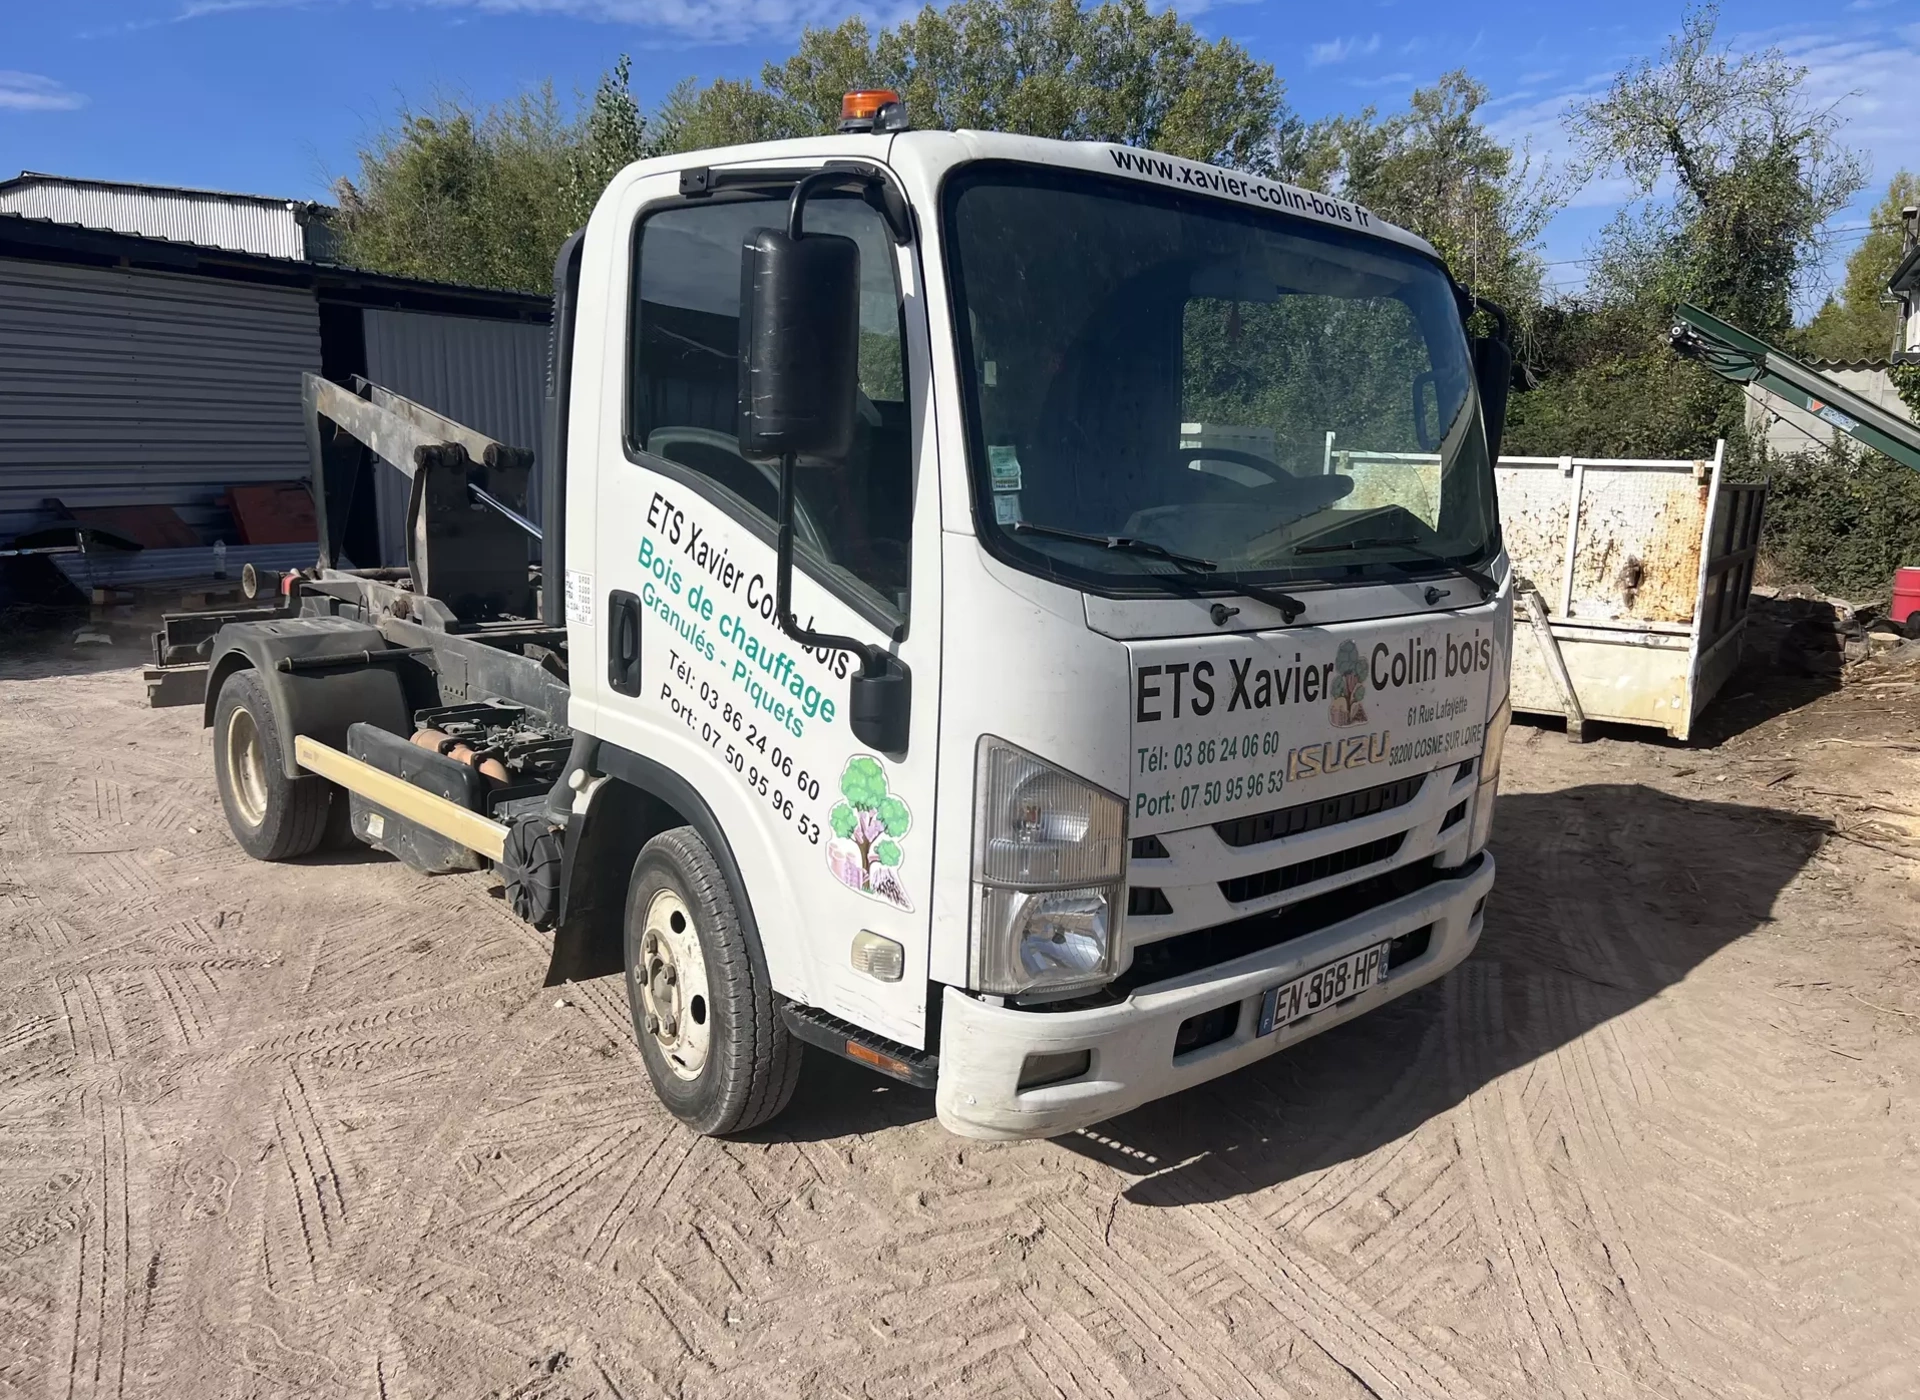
[1329,640,1368,727]
[825,755,913,910]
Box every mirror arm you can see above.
[771,451,887,678]
[786,165,914,245]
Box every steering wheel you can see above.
[1173,443,1356,513]
[1173,444,1297,485]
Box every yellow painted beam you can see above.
[293,734,509,862]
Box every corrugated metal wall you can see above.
[0,182,308,259]
[362,308,548,567]
[0,257,322,543]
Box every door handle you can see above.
[607,590,642,696]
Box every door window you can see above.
[628,191,913,619]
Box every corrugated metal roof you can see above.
[0,172,324,260]
[0,209,554,314]
[0,257,322,541]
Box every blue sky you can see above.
[5,0,1918,309]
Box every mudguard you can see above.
[202,618,414,778]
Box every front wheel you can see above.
[623,827,800,1135]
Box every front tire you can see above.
[211,669,331,861]
[624,827,800,1135]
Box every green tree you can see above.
[1761,440,1920,602]
[657,0,1294,174]
[1804,172,1920,363]
[334,59,649,293]
[1505,4,1865,461]
[563,57,651,232]
[1569,2,1864,339]
[1299,71,1560,335]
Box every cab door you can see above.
[571,162,942,1049]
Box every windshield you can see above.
[943,164,1499,595]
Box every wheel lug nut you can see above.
[645,1014,659,1034]
[663,967,677,986]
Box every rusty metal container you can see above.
[1496,441,1766,740]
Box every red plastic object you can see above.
[1895,567,1920,627]
[227,483,317,545]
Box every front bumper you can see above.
[934,852,1495,1140]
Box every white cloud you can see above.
[421,0,874,43]
[1347,71,1415,90]
[164,0,881,42]
[0,71,88,112]
[1308,34,1381,68]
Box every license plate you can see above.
[1257,943,1387,1036]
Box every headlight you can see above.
[1468,694,1510,854]
[972,739,1126,997]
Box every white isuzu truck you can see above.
[149,91,1513,1141]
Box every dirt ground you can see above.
[1,632,1916,1400]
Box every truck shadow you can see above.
[1060,783,1830,1204]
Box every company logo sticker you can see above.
[826,754,913,910]
[1329,640,1368,727]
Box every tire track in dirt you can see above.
[6,659,1919,1398]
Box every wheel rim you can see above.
[636,888,713,1080]
[225,705,270,829]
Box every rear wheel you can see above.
[624,827,800,1135]
[212,669,331,861]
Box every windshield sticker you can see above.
[988,445,1023,492]
[827,755,913,910]
[1106,147,1374,231]
[993,493,1023,525]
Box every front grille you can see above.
[1440,800,1468,831]
[1131,834,1169,859]
[1220,832,1406,905]
[1214,773,1425,848]
[1128,886,1173,916]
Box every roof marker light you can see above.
[839,90,908,134]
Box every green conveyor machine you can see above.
[1670,302,1920,473]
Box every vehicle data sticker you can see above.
[565,569,594,626]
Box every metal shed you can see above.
[0,257,322,543]
[0,209,547,574]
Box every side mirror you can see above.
[737,228,861,460]
[1465,296,1514,464]
[1472,335,1513,463]
[737,178,912,756]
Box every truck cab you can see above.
[180,97,1512,1141]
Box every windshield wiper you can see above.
[1012,520,1305,622]
[1291,536,1497,599]
[1011,521,1217,572]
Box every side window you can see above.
[629,191,913,618]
